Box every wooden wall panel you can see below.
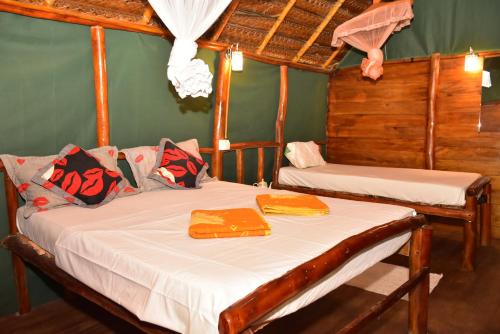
[328,55,500,238]
[435,57,500,237]
[328,61,429,168]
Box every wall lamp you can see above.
[464,47,481,73]
[226,43,244,72]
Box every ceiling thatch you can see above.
[1,0,374,72]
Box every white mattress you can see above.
[279,164,482,207]
[18,181,414,334]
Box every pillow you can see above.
[1,145,138,218]
[284,141,326,169]
[148,138,208,189]
[32,144,126,207]
[122,138,208,192]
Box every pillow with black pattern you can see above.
[32,144,125,207]
[148,138,208,189]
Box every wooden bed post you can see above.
[3,172,30,314]
[272,65,289,186]
[463,196,478,271]
[212,50,232,180]
[425,53,440,170]
[91,26,110,147]
[408,225,432,334]
[480,183,492,246]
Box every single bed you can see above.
[1,161,431,334]
[274,161,491,271]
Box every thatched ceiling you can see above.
[1,0,374,72]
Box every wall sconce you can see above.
[464,47,481,72]
[226,43,244,72]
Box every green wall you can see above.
[0,13,327,315]
[341,0,500,67]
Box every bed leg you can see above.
[480,183,492,246]
[408,225,432,334]
[463,196,477,271]
[3,171,31,314]
[11,253,30,314]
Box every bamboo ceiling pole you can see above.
[425,53,440,170]
[322,43,344,69]
[141,5,154,24]
[256,0,297,55]
[272,65,289,185]
[292,0,346,63]
[211,0,241,42]
[91,26,110,147]
[212,51,232,179]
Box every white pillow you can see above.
[285,141,326,169]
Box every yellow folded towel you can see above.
[256,194,329,216]
[189,208,271,239]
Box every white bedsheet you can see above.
[279,164,481,206]
[18,181,414,334]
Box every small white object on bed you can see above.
[17,181,414,334]
[279,163,481,207]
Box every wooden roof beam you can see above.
[322,42,344,69]
[256,0,297,55]
[292,0,346,63]
[140,4,154,25]
[44,0,56,6]
[211,0,241,42]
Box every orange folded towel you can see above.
[189,208,271,239]
[256,194,329,216]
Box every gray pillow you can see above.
[1,146,138,218]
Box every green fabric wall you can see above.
[0,13,328,316]
[341,0,500,67]
[0,12,96,315]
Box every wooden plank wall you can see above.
[327,60,429,168]
[328,56,500,238]
[435,57,500,237]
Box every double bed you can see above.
[1,161,431,333]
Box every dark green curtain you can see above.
[0,13,328,316]
[341,0,500,67]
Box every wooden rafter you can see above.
[256,0,297,55]
[322,42,345,69]
[211,0,241,42]
[292,0,347,63]
[44,0,55,6]
[140,4,154,24]
[0,0,334,73]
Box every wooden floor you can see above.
[1,228,499,334]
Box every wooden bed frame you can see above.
[0,24,433,333]
[273,173,490,272]
[1,158,431,333]
[269,69,492,271]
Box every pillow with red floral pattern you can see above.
[1,146,137,218]
[31,144,126,207]
[148,138,208,189]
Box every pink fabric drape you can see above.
[331,0,414,80]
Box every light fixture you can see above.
[226,43,243,72]
[464,47,481,72]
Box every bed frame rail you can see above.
[2,213,431,334]
[219,215,430,334]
